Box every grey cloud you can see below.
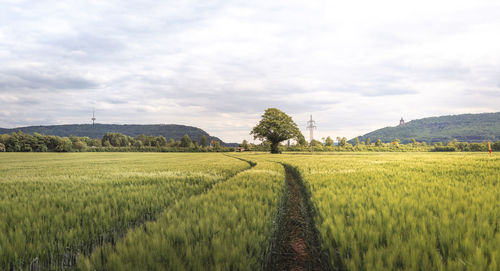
[43,33,124,56]
[0,69,98,91]
[386,61,471,81]
[104,97,130,105]
[1,0,500,142]
[361,88,418,97]
[175,91,339,114]
[14,97,40,106]
[334,82,418,97]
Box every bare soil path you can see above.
[265,165,331,271]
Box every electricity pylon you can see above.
[306,115,316,151]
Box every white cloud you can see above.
[0,0,499,142]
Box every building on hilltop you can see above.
[399,117,405,126]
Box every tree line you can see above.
[240,136,500,153]
[0,131,497,153]
[0,131,232,152]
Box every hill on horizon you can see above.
[0,124,236,146]
[351,112,500,144]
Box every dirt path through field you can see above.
[265,165,331,271]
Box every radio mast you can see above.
[91,109,96,125]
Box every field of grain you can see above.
[0,153,249,270]
[260,152,500,270]
[0,152,498,270]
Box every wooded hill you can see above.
[352,112,500,144]
[0,124,235,146]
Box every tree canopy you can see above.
[180,134,193,148]
[251,108,303,153]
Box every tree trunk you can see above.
[270,142,281,154]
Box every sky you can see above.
[1,0,499,143]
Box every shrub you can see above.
[470,143,487,152]
[430,146,456,152]
[492,141,500,151]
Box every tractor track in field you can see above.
[265,164,332,271]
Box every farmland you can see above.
[0,152,499,270]
[261,152,500,270]
[0,153,250,270]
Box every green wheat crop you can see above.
[2,152,498,270]
[266,152,499,270]
[78,158,284,271]
[0,153,249,270]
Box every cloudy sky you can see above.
[1,0,499,143]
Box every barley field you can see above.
[0,152,498,270]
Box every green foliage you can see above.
[470,143,487,152]
[133,140,143,148]
[251,108,303,153]
[0,143,5,152]
[0,132,236,153]
[430,146,456,152]
[167,138,176,147]
[70,136,88,152]
[365,138,371,145]
[310,139,323,147]
[325,136,334,146]
[180,134,192,148]
[240,139,249,149]
[297,134,307,146]
[200,135,208,147]
[55,137,73,152]
[493,141,500,151]
[354,112,500,144]
[337,137,347,147]
[214,141,221,150]
[155,135,167,147]
[281,138,437,152]
[4,131,491,153]
[102,132,133,147]
[0,153,249,270]
[72,140,87,152]
[0,124,228,146]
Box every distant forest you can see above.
[352,112,500,144]
[0,124,235,146]
[0,131,234,152]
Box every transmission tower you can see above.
[91,109,96,125]
[306,115,316,143]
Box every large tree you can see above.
[251,108,303,153]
